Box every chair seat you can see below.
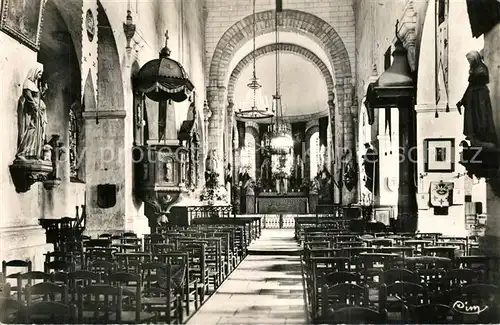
[108,311,157,323]
[142,295,176,306]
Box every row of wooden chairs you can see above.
[298,220,500,323]
[1,221,259,323]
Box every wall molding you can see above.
[83,110,127,119]
[415,103,459,113]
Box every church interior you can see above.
[1,0,500,323]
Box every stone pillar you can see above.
[330,89,342,205]
[482,24,500,256]
[341,80,357,204]
[225,101,234,170]
[206,86,226,182]
[397,101,418,232]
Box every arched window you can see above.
[309,131,320,179]
[240,133,256,179]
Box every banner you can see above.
[430,181,454,207]
[81,0,98,107]
[435,0,449,105]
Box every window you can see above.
[310,131,320,179]
[240,132,256,179]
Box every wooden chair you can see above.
[435,268,482,304]
[26,282,69,305]
[0,296,27,323]
[140,262,183,324]
[15,271,53,302]
[77,284,156,324]
[407,303,452,324]
[88,260,118,276]
[44,260,75,274]
[329,306,388,324]
[452,285,500,324]
[2,260,31,299]
[67,270,102,301]
[380,268,419,285]
[379,282,428,322]
[324,271,361,285]
[320,282,370,318]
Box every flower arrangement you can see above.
[200,171,227,204]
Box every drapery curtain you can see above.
[319,117,328,147]
[466,0,500,37]
[291,122,306,159]
[237,121,245,149]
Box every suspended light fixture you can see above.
[268,3,293,155]
[235,0,274,120]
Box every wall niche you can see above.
[97,184,117,208]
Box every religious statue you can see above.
[205,149,218,182]
[457,50,498,148]
[225,163,232,186]
[164,159,173,182]
[16,64,48,161]
[318,168,333,203]
[457,51,500,193]
[362,143,378,194]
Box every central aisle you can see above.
[186,230,308,325]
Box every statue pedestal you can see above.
[9,159,54,193]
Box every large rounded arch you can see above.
[208,9,352,89]
[207,9,355,204]
[227,43,334,101]
[96,0,124,112]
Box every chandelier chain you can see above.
[252,0,256,109]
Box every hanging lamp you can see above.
[235,0,274,120]
[268,3,292,155]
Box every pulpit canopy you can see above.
[364,22,415,109]
[135,31,194,103]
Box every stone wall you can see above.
[0,0,207,266]
[0,3,81,268]
[205,0,356,203]
[205,0,356,83]
[354,0,486,233]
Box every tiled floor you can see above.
[186,230,309,325]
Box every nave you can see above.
[187,230,307,325]
[2,214,500,324]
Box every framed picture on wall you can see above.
[373,206,394,226]
[0,0,46,51]
[424,138,455,172]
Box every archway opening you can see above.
[38,0,81,178]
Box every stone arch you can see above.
[208,9,356,203]
[77,70,96,181]
[96,0,124,112]
[208,9,352,89]
[227,43,334,101]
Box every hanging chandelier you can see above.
[235,0,273,120]
[268,4,293,155]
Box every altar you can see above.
[256,191,308,214]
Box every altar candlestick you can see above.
[301,158,304,179]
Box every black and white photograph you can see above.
[1,0,500,324]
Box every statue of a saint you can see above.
[205,149,218,182]
[457,50,498,147]
[16,64,48,160]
